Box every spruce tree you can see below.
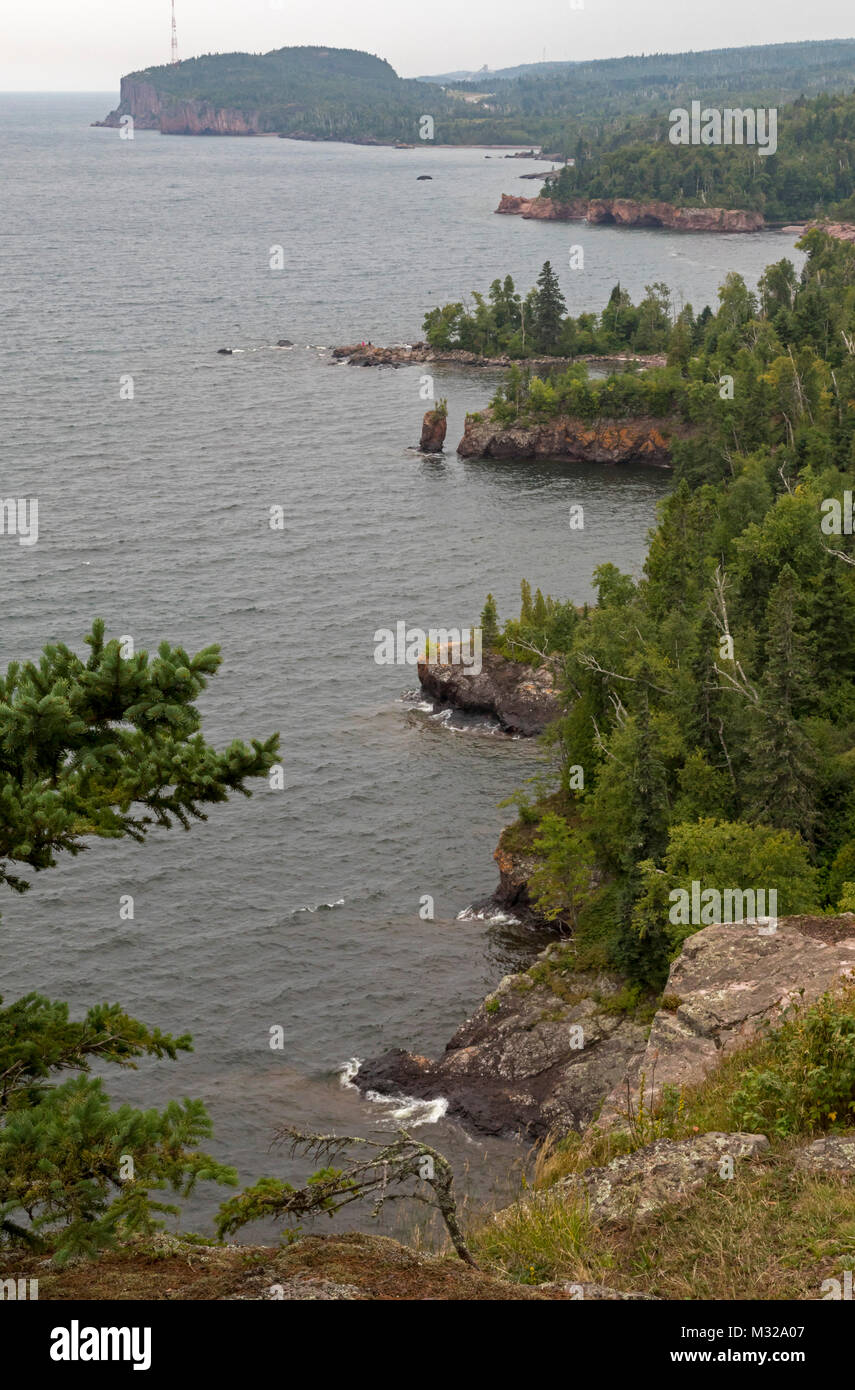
[0,620,279,1262]
[479,594,500,650]
[533,261,567,354]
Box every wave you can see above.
[339,1058,448,1126]
[456,903,521,924]
[290,897,345,916]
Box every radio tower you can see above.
[170,1,179,65]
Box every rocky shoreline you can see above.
[356,914,855,1140]
[496,193,766,233]
[331,342,667,372]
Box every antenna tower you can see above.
[171,1,179,65]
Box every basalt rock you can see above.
[355,955,647,1140]
[417,649,560,735]
[794,1134,855,1175]
[457,409,680,467]
[419,408,447,452]
[496,193,764,233]
[808,220,855,244]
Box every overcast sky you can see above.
[2,0,852,91]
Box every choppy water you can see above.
[0,92,805,1240]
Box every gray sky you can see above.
[2,0,852,91]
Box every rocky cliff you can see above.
[458,409,680,466]
[496,193,765,233]
[95,76,263,135]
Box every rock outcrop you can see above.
[358,915,855,1144]
[457,410,680,467]
[598,916,855,1128]
[558,1133,770,1224]
[355,955,647,1139]
[808,220,855,244]
[417,649,560,735]
[332,343,667,372]
[496,193,764,233]
[794,1134,855,1175]
[419,408,447,453]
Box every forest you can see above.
[477,229,855,994]
[543,91,855,220]
[125,40,855,153]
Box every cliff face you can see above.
[458,410,680,467]
[496,193,764,233]
[95,76,262,135]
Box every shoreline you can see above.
[331,342,667,371]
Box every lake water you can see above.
[0,92,805,1240]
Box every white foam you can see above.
[364,1089,449,1126]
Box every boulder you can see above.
[794,1134,855,1175]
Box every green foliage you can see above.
[529,815,593,927]
[0,623,278,1261]
[545,89,855,221]
[731,993,855,1137]
[488,231,855,990]
[0,618,279,897]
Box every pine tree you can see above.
[480,593,500,649]
[0,620,279,1262]
[520,578,534,623]
[533,261,567,354]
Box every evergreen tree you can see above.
[533,261,567,354]
[0,620,279,1261]
[480,593,500,649]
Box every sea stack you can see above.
[419,406,447,453]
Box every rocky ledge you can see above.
[356,915,855,1142]
[496,193,764,233]
[332,343,667,371]
[355,962,647,1139]
[417,649,560,736]
[457,409,681,466]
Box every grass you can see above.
[469,1146,855,1298]
[465,990,855,1297]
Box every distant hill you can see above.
[98,39,855,149]
[97,45,457,142]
